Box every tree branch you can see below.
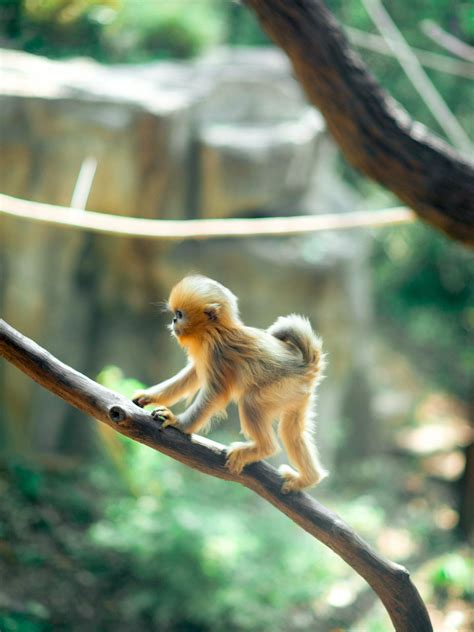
[244,0,474,245]
[0,319,432,631]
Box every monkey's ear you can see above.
[204,303,220,321]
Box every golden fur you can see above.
[133,275,327,492]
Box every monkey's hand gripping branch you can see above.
[0,319,432,632]
[150,406,180,429]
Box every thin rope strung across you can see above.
[0,193,415,242]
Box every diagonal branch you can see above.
[0,319,432,631]
[244,0,474,245]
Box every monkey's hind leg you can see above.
[278,401,327,493]
[226,402,279,475]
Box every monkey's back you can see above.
[209,324,319,401]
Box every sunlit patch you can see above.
[205,535,239,563]
[422,451,465,480]
[433,506,459,530]
[396,423,472,455]
[326,581,357,608]
[377,527,416,560]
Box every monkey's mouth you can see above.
[172,323,184,337]
[168,323,181,338]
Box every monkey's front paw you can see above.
[151,406,180,430]
[132,390,153,408]
[225,443,250,475]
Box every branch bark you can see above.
[244,0,474,245]
[0,319,432,631]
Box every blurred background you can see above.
[0,1,472,630]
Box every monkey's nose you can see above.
[173,317,177,324]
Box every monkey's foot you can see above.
[225,442,252,475]
[279,464,326,493]
[151,406,180,429]
[279,465,305,493]
[132,390,153,408]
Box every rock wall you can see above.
[0,47,324,218]
[0,48,374,468]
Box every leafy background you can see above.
[0,1,472,630]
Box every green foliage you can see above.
[87,441,338,631]
[12,0,118,58]
[104,0,224,61]
[23,0,115,22]
[1,419,470,630]
[0,612,47,632]
[8,460,43,501]
[1,0,471,138]
[225,3,270,47]
[1,0,226,61]
[97,364,144,398]
[328,0,473,136]
[429,552,473,600]
[0,449,347,631]
[371,223,473,400]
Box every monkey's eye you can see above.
[175,310,183,320]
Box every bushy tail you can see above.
[268,314,324,371]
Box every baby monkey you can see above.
[133,275,327,493]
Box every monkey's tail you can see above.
[268,314,325,372]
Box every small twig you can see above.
[362,0,472,155]
[0,319,432,631]
[70,156,98,212]
[420,20,474,62]
[345,25,474,78]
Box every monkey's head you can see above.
[167,275,241,345]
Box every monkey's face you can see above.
[169,307,186,338]
[167,298,215,344]
[167,275,240,345]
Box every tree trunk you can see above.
[244,0,474,245]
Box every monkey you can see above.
[132,275,327,493]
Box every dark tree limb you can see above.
[0,319,432,631]
[244,0,474,245]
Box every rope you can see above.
[0,193,415,241]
